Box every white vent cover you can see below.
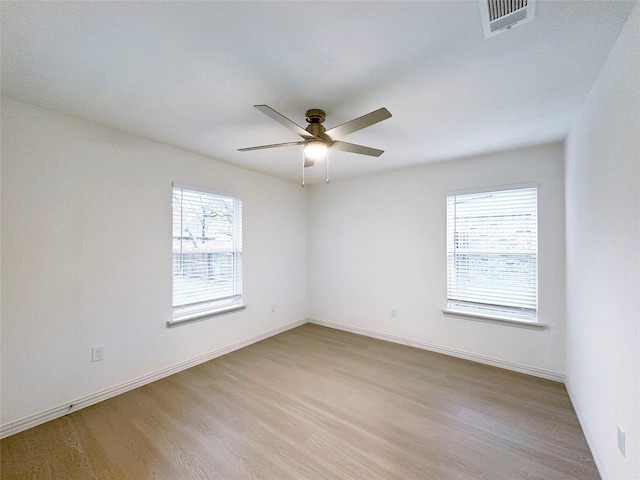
[479,0,536,38]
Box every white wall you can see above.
[565,4,640,479]
[308,142,566,379]
[0,98,309,430]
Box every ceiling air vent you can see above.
[479,0,536,38]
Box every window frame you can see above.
[168,184,245,328]
[443,184,543,328]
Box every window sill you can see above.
[442,309,546,330]
[167,304,246,328]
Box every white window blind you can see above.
[172,186,242,320]
[446,187,538,322]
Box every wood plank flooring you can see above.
[1,324,599,479]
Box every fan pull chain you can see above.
[301,150,329,186]
[326,151,330,183]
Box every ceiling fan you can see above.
[239,105,392,185]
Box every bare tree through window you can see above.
[172,187,242,317]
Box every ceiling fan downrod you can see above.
[304,109,327,139]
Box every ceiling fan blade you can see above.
[324,107,392,140]
[330,140,384,157]
[238,141,304,152]
[254,105,315,139]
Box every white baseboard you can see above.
[307,317,565,383]
[0,318,306,439]
[565,380,607,480]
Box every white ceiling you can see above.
[1,1,636,185]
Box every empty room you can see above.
[1,1,638,479]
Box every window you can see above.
[171,185,243,326]
[446,186,538,323]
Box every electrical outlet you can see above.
[92,345,104,362]
[391,308,398,318]
[617,425,625,457]
[270,304,276,313]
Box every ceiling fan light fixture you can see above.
[303,139,328,162]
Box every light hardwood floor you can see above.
[1,324,599,479]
